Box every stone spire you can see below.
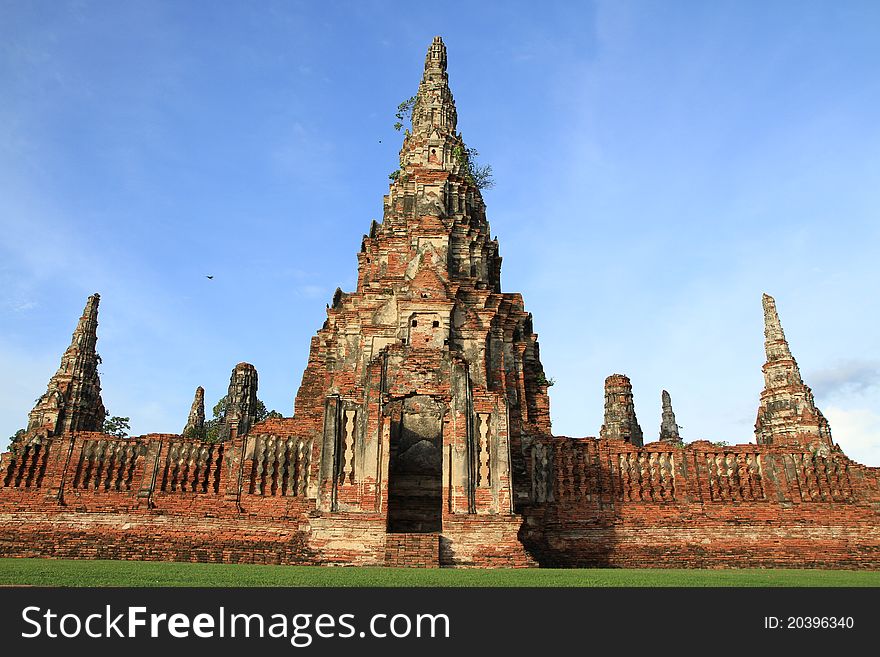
[658,390,681,443]
[26,293,106,438]
[755,294,833,453]
[288,37,551,516]
[411,36,457,138]
[397,36,482,190]
[220,363,258,440]
[182,386,206,439]
[762,293,796,368]
[600,374,643,447]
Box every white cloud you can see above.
[808,360,880,398]
[824,405,880,467]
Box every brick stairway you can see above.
[384,532,440,568]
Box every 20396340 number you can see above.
[789,617,854,629]
[764,617,854,629]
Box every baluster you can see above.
[751,453,762,499]
[617,453,628,501]
[628,453,639,501]
[283,439,295,496]
[169,444,182,492]
[804,454,821,501]
[828,457,842,500]
[297,440,309,496]
[666,453,676,500]
[342,410,356,485]
[101,444,115,491]
[179,444,192,492]
[648,453,660,501]
[276,438,288,496]
[112,444,125,491]
[84,443,98,489]
[706,454,717,501]
[656,453,668,500]
[578,446,589,501]
[198,445,210,493]
[819,456,834,500]
[635,453,647,501]
[92,442,106,490]
[257,437,269,495]
[213,444,224,494]
[740,453,750,500]
[267,437,280,496]
[121,444,135,491]
[724,454,739,501]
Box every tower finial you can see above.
[755,293,833,452]
[26,293,106,436]
[762,293,792,361]
[410,35,457,137]
[599,374,643,447]
[659,389,681,443]
[426,35,447,71]
[183,386,206,439]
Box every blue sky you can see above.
[1,0,878,465]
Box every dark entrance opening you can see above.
[387,396,443,533]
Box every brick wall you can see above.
[1,432,878,569]
[521,437,880,568]
[385,533,439,567]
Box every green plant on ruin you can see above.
[711,440,730,448]
[393,94,418,131]
[182,425,205,440]
[6,428,26,452]
[535,372,555,387]
[388,169,409,185]
[103,414,131,439]
[203,395,280,443]
[452,145,495,190]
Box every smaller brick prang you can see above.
[658,390,681,443]
[182,386,206,439]
[600,374,643,447]
[220,363,258,441]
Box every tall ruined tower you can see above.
[291,37,551,528]
[182,386,206,439]
[755,293,833,453]
[26,293,106,439]
[658,389,680,443]
[599,374,643,446]
[221,363,259,441]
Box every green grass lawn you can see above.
[1,558,878,586]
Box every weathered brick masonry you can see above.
[522,438,880,568]
[2,37,878,568]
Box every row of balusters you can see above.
[554,443,601,501]
[537,444,860,505]
[704,452,765,501]
[249,435,312,497]
[72,440,141,492]
[615,452,677,502]
[791,452,851,502]
[534,444,776,502]
[2,443,49,489]
[160,441,224,494]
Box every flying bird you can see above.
[206,275,214,280]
